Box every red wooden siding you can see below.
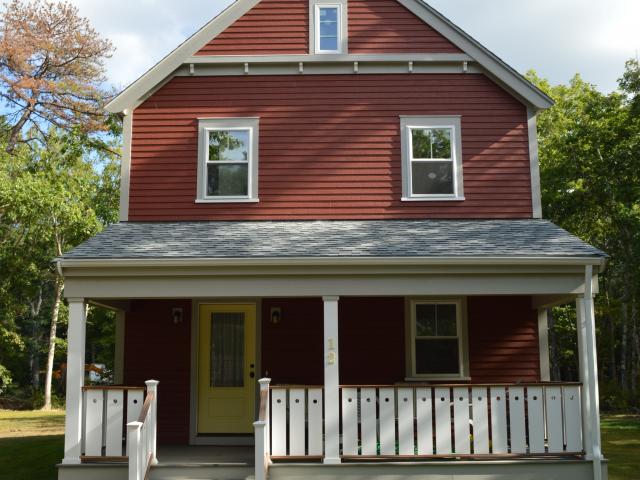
[468,296,540,383]
[122,296,540,445]
[123,300,192,445]
[196,0,309,55]
[131,73,532,220]
[348,0,462,54]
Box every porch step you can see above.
[149,464,254,480]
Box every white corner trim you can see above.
[118,110,133,221]
[537,308,551,381]
[528,108,543,219]
[105,0,262,113]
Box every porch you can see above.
[56,219,608,479]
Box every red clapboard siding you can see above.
[123,300,192,445]
[196,0,309,55]
[348,0,462,53]
[130,73,532,221]
[468,296,541,383]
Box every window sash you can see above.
[203,127,253,199]
[410,300,464,378]
[406,125,459,198]
[315,4,342,53]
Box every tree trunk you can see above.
[28,287,43,392]
[5,108,33,153]
[621,301,628,391]
[631,296,639,394]
[43,276,63,410]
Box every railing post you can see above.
[254,378,271,480]
[62,299,86,465]
[323,296,341,464]
[145,380,159,465]
[127,421,142,480]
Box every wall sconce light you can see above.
[270,307,282,325]
[172,307,183,325]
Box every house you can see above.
[56,1,609,479]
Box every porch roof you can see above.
[62,220,606,261]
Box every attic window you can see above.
[315,4,342,54]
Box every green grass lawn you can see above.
[0,410,637,480]
[602,415,640,480]
[0,409,64,480]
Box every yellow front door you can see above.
[198,304,256,434]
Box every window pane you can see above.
[320,6,338,23]
[412,161,454,195]
[412,128,452,159]
[415,339,460,375]
[320,21,338,36]
[209,130,249,162]
[211,313,245,387]
[207,164,249,196]
[320,36,338,51]
[436,304,457,336]
[415,304,437,336]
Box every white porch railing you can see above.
[266,382,583,460]
[81,380,158,480]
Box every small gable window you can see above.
[400,116,464,201]
[315,4,342,54]
[197,118,259,203]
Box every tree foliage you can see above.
[528,60,640,408]
[0,0,114,152]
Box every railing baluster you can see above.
[545,386,564,453]
[289,388,306,456]
[453,387,470,455]
[398,387,415,455]
[85,389,104,456]
[563,385,583,452]
[360,388,377,455]
[307,388,323,456]
[509,386,527,454]
[271,389,287,456]
[379,387,396,455]
[105,389,124,456]
[416,387,433,455]
[471,387,489,454]
[341,387,359,455]
[527,386,545,454]
[490,387,508,454]
[435,387,452,454]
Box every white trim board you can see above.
[105,0,553,113]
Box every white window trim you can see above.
[196,118,259,203]
[407,298,470,381]
[400,115,465,202]
[310,0,348,55]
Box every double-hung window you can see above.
[400,116,464,201]
[197,118,259,203]
[409,300,468,379]
[315,4,342,54]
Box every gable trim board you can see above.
[105,0,553,113]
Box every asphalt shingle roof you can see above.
[62,220,607,260]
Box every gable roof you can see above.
[105,0,553,113]
[62,220,606,263]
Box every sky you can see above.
[67,0,640,94]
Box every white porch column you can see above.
[62,298,87,464]
[576,265,603,480]
[323,296,341,464]
[537,308,551,381]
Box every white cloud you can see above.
[67,0,640,93]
